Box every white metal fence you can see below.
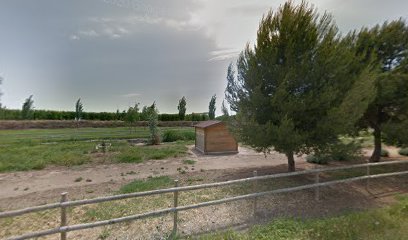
[1,160,408,240]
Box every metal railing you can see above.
[1,160,407,240]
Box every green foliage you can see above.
[21,95,34,120]
[75,98,83,121]
[399,148,408,156]
[351,19,408,161]
[183,159,196,165]
[178,96,187,120]
[185,113,209,121]
[208,94,216,120]
[162,129,195,142]
[381,149,390,157]
[225,1,368,171]
[307,141,361,164]
[124,103,140,128]
[158,113,180,121]
[306,154,330,165]
[119,176,172,193]
[147,102,160,145]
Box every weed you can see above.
[183,159,196,165]
[74,177,83,182]
[119,176,172,194]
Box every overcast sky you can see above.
[0,0,407,115]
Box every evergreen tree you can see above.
[75,98,83,121]
[352,19,408,162]
[225,1,368,171]
[221,100,229,118]
[178,96,187,120]
[208,94,216,120]
[21,95,34,120]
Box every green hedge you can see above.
[162,130,195,142]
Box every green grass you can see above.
[116,141,190,163]
[0,127,194,172]
[119,176,173,194]
[183,159,196,165]
[196,195,408,240]
[0,127,194,145]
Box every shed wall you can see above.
[205,124,238,153]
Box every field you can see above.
[0,127,194,172]
[1,127,408,239]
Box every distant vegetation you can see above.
[0,108,208,121]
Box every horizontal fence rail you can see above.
[2,160,408,240]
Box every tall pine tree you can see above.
[225,1,369,171]
[351,19,408,162]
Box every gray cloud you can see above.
[0,0,407,115]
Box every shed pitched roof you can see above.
[194,120,222,128]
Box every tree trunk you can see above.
[370,125,381,162]
[286,152,295,172]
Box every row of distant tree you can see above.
[0,91,228,121]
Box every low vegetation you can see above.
[162,129,195,142]
[183,159,196,165]
[0,127,194,172]
[197,196,408,240]
[381,149,390,157]
[398,148,408,156]
[119,176,173,194]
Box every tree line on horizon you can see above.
[0,93,226,122]
[225,1,408,170]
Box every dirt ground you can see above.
[1,145,408,239]
[0,146,306,210]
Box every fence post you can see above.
[60,192,68,240]
[314,172,320,201]
[172,180,179,238]
[253,170,258,218]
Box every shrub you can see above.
[162,130,194,142]
[381,149,389,157]
[399,148,408,156]
[330,142,361,161]
[306,154,330,164]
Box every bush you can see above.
[306,154,330,164]
[330,142,361,161]
[381,149,389,157]
[162,130,195,142]
[399,148,408,156]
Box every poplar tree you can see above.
[75,98,83,121]
[225,1,369,171]
[178,96,187,120]
[21,95,34,120]
[208,94,216,120]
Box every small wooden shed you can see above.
[194,120,238,154]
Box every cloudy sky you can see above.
[0,0,407,115]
